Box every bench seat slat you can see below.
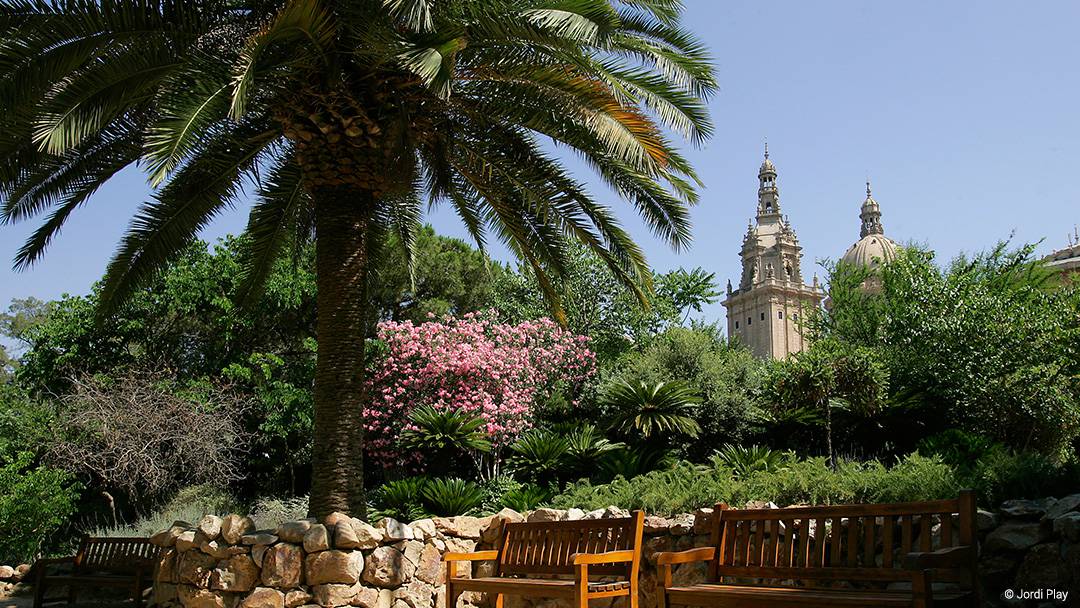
[667,584,971,607]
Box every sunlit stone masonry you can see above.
[148,497,1080,608]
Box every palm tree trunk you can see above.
[308,186,372,519]
[824,398,836,471]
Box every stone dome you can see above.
[759,157,776,174]
[841,233,899,268]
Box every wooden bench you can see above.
[444,511,645,608]
[656,491,980,607]
[33,536,158,608]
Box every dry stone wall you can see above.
[149,496,1080,608]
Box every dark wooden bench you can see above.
[444,511,645,608]
[33,536,158,608]
[656,491,980,607]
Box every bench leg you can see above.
[574,564,589,608]
[33,575,46,608]
[493,594,504,608]
[912,569,934,608]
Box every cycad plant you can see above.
[399,405,491,475]
[0,0,716,516]
[562,423,623,480]
[420,477,485,516]
[604,379,702,439]
[508,429,569,485]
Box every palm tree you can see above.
[0,0,716,517]
[604,379,702,439]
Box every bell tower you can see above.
[723,145,824,359]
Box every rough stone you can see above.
[277,521,314,544]
[565,509,585,521]
[286,590,315,608]
[582,509,605,520]
[325,512,353,529]
[262,543,303,588]
[241,588,286,608]
[305,524,332,553]
[199,515,224,541]
[244,533,280,546]
[153,582,180,606]
[601,506,630,519]
[668,513,694,536]
[397,540,424,568]
[177,531,200,552]
[976,510,998,533]
[642,516,671,536]
[984,522,1046,552]
[0,565,16,580]
[414,543,443,585]
[433,517,484,540]
[692,508,714,535]
[306,550,364,586]
[527,508,565,523]
[334,522,362,550]
[999,497,1057,519]
[313,582,363,607]
[153,525,190,548]
[1044,494,1080,520]
[410,519,438,541]
[1015,542,1066,590]
[395,579,435,608]
[156,549,179,583]
[350,586,380,608]
[178,550,219,587]
[442,537,475,555]
[363,546,413,588]
[179,584,232,608]
[222,515,257,545]
[212,555,260,592]
[379,518,414,542]
[1053,511,1080,542]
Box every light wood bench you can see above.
[656,491,980,607]
[444,511,645,608]
[33,536,158,608]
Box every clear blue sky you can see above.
[3,0,1078,328]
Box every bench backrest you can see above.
[497,511,645,577]
[708,490,977,586]
[74,537,158,575]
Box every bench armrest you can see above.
[655,547,715,566]
[443,550,499,562]
[903,546,973,570]
[570,550,634,565]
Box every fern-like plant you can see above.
[712,444,795,478]
[604,380,703,439]
[421,478,485,517]
[500,484,553,512]
[599,445,673,479]
[399,405,491,475]
[508,429,569,485]
[371,477,428,522]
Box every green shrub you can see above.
[93,484,244,537]
[551,453,963,515]
[371,477,428,521]
[0,452,81,563]
[479,476,522,514]
[421,478,485,516]
[966,449,1080,505]
[249,495,309,529]
[500,484,552,512]
[712,444,795,478]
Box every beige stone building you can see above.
[838,181,900,293]
[722,147,823,359]
[1044,229,1080,282]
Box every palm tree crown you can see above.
[0,0,716,516]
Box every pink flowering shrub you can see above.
[364,312,595,468]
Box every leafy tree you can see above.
[0,452,81,564]
[370,225,510,324]
[603,379,702,439]
[819,243,1080,459]
[1,0,716,517]
[766,343,888,469]
[612,325,764,457]
[495,245,722,364]
[399,405,492,477]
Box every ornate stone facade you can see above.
[722,147,822,360]
[1044,228,1080,283]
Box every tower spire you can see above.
[757,142,780,217]
[859,180,884,238]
